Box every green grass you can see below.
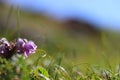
[0,48,120,80]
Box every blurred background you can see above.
[0,0,120,67]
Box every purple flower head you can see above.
[17,38,37,58]
[0,45,7,54]
[24,41,37,57]
[0,38,10,46]
[0,38,16,59]
[17,38,25,53]
[0,38,10,54]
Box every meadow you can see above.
[0,5,120,80]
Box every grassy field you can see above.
[0,5,120,80]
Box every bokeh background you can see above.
[0,0,120,68]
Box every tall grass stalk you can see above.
[16,6,20,38]
[101,32,112,71]
[4,6,13,37]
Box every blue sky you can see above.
[4,0,120,31]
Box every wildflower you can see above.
[0,38,16,58]
[0,37,37,58]
[24,41,37,57]
[17,38,37,57]
[17,38,26,53]
[0,38,9,54]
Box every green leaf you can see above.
[38,67,49,77]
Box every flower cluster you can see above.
[17,38,37,58]
[0,37,37,59]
